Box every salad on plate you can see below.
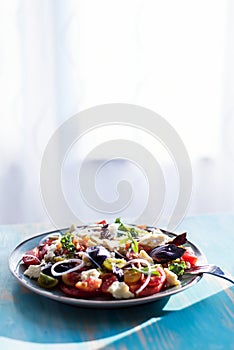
[21,218,198,300]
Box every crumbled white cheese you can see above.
[108,223,120,235]
[44,243,58,260]
[139,232,169,248]
[80,268,100,280]
[107,281,134,299]
[80,253,92,266]
[75,227,101,239]
[101,239,120,251]
[164,268,181,287]
[24,264,41,279]
[87,236,102,246]
[138,250,154,264]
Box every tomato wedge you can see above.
[181,248,198,266]
[22,247,41,265]
[100,273,118,294]
[96,220,107,225]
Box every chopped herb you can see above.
[168,261,187,276]
[60,234,75,252]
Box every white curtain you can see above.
[0,0,233,224]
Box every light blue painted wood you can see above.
[1,215,233,349]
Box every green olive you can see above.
[103,258,126,270]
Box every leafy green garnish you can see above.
[115,217,121,224]
[119,237,130,245]
[127,231,139,254]
[118,223,129,232]
[116,219,139,253]
[116,218,139,239]
[131,239,139,254]
[168,261,187,276]
[130,227,138,238]
[118,231,139,253]
[133,266,160,276]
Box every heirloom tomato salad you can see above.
[21,218,198,300]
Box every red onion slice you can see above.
[125,258,152,294]
[51,258,85,277]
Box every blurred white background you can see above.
[0,0,234,225]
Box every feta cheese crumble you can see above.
[80,269,100,280]
[107,281,134,299]
[24,264,41,279]
[108,223,120,235]
[164,268,181,287]
[44,243,58,260]
[138,250,154,264]
[139,231,169,248]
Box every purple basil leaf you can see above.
[168,232,187,246]
[86,246,111,267]
[149,244,186,263]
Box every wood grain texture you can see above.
[0,215,233,349]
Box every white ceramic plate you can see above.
[9,227,207,308]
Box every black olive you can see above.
[41,263,53,276]
[53,263,74,273]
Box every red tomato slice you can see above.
[147,274,164,287]
[60,284,102,299]
[38,238,58,257]
[22,255,40,265]
[62,272,81,286]
[38,245,49,259]
[96,220,107,225]
[100,273,118,294]
[181,248,198,266]
[75,277,102,292]
[22,248,41,265]
[129,267,166,297]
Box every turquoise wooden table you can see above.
[1,214,233,350]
